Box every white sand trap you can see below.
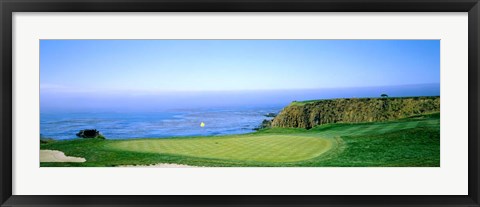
[119,163,198,168]
[40,150,86,162]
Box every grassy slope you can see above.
[40,113,440,167]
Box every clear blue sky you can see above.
[40,40,440,93]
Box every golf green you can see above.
[106,135,333,163]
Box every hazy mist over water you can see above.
[41,83,439,113]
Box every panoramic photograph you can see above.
[40,40,440,167]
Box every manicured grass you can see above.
[40,113,440,167]
[107,135,332,163]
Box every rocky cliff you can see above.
[271,96,440,129]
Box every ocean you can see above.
[40,107,281,140]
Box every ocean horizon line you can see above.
[40,82,440,95]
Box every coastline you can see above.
[39,111,440,167]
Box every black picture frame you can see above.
[1,0,479,206]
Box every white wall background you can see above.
[12,12,468,195]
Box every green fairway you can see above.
[40,113,440,167]
[106,135,333,163]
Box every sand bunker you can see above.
[119,163,198,168]
[40,150,86,162]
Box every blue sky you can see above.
[40,40,439,92]
[40,40,440,112]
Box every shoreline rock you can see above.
[76,129,105,139]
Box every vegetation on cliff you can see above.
[271,96,440,129]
